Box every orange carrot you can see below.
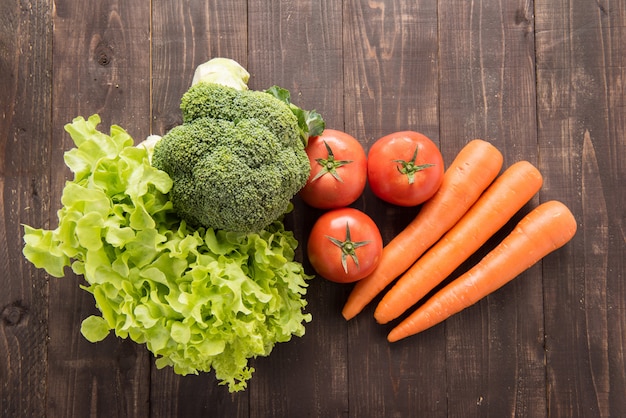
[342,139,504,320]
[387,200,577,342]
[374,160,544,324]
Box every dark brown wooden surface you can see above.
[1,0,624,416]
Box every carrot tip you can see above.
[387,330,402,343]
[373,311,391,325]
[341,307,356,321]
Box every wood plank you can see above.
[3,0,625,415]
[437,0,547,416]
[535,0,626,416]
[342,0,446,416]
[151,0,248,137]
[0,1,52,416]
[148,1,250,416]
[245,1,348,416]
[48,0,152,416]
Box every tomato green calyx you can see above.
[394,146,435,184]
[325,222,371,274]
[312,141,353,182]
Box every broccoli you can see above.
[151,80,316,233]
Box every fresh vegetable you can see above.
[191,57,251,90]
[191,59,325,144]
[374,160,544,324]
[299,129,367,209]
[136,134,162,161]
[265,85,326,146]
[367,131,444,207]
[387,200,577,342]
[342,139,503,320]
[22,114,312,392]
[151,59,324,233]
[307,208,383,283]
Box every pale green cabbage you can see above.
[191,57,250,90]
[23,114,312,392]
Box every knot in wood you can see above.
[2,301,28,326]
[94,42,113,66]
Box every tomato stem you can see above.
[394,145,435,184]
[326,222,371,274]
[312,141,353,182]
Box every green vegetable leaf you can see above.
[191,57,250,91]
[22,114,312,393]
[312,141,354,182]
[265,85,325,146]
[326,222,371,274]
[22,226,70,277]
[393,145,436,184]
[81,315,111,343]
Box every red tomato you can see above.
[307,208,383,283]
[299,129,367,209]
[367,131,444,207]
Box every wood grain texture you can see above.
[1,0,625,416]
[151,0,248,137]
[0,1,52,416]
[536,0,626,416]
[437,1,546,417]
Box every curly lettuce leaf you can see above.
[22,115,312,392]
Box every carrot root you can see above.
[387,200,577,342]
[374,160,543,324]
[342,139,504,320]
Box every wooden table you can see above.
[2,0,624,416]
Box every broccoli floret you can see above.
[151,84,312,233]
[180,83,303,148]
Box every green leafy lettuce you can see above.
[22,114,312,392]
